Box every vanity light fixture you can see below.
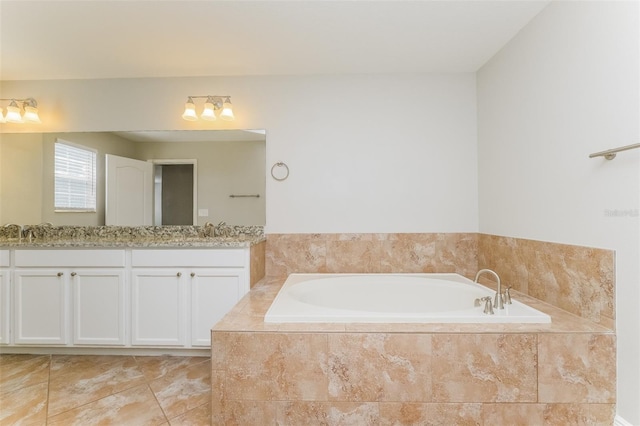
[0,98,41,124]
[181,95,234,122]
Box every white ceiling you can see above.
[0,0,550,81]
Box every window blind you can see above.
[54,141,97,211]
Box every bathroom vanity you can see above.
[0,226,265,355]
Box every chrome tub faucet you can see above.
[474,268,504,310]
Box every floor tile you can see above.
[168,402,210,425]
[135,355,209,381]
[47,355,147,416]
[149,359,211,420]
[0,381,48,426]
[47,384,167,426]
[0,355,50,394]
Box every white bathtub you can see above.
[264,273,551,323]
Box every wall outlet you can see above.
[198,209,209,217]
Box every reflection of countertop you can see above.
[0,236,266,249]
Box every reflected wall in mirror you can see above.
[0,130,266,227]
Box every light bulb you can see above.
[23,105,41,123]
[0,108,5,123]
[181,98,198,121]
[220,98,234,121]
[200,99,217,121]
[5,101,23,123]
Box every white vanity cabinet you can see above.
[2,246,252,352]
[131,249,249,348]
[0,250,10,344]
[12,250,126,346]
[131,268,187,346]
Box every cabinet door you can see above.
[190,268,245,347]
[14,269,68,345]
[0,269,9,344]
[131,269,186,346]
[72,269,126,345]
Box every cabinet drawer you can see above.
[131,249,245,267]
[14,250,126,268]
[0,250,9,267]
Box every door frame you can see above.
[150,159,198,226]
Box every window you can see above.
[54,140,97,212]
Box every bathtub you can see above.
[264,273,551,323]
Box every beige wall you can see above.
[135,140,265,226]
[0,133,44,225]
[0,132,138,226]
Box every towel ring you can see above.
[271,162,289,181]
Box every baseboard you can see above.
[614,414,634,426]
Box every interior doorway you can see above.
[152,160,197,226]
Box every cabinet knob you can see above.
[71,272,77,277]
[177,272,182,277]
[57,272,64,277]
[190,272,196,277]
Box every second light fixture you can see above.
[182,95,234,122]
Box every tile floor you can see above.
[0,354,211,425]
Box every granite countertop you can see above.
[0,224,265,249]
[0,235,266,249]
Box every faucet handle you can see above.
[482,297,494,315]
[503,286,512,305]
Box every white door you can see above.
[72,269,126,345]
[190,268,244,346]
[131,269,186,346]
[105,154,153,225]
[13,269,68,345]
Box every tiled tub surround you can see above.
[204,232,618,424]
[265,233,478,278]
[266,233,615,326]
[211,277,616,425]
[478,234,614,328]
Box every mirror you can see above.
[0,130,266,227]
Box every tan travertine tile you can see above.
[210,370,225,418]
[134,355,209,381]
[478,234,531,294]
[538,334,616,403]
[213,400,276,425]
[326,240,383,273]
[434,233,478,279]
[250,240,266,287]
[379,402,483,426]
[48,355,146,416]
[266,234,327,276]
[479,234,615,326]
[482,403,546,425]
[0,354,50,393]
[47,384,166,425]
[276,401,379,425]
[379,234,438,273]
[542,403,616,425]
[167,402,210,425]
[149,358,211,420]
[220,332,328,401]
[0,381,48,425]
[49,354,129,376]
[431,334,537,402]
[527,242,614,325]
[327,333,431,402]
